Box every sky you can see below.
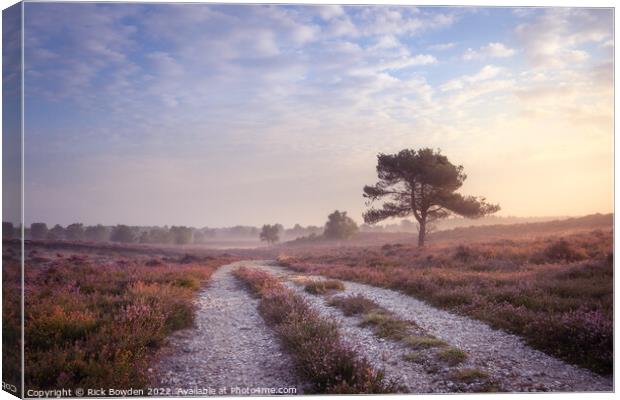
[16,3,614,227]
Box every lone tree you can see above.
[324,210,358,240]
[259,224,281,245]
[363,148,500,247]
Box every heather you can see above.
[233,266,396,394]
[278,230,613,374]
[18,251,232,390]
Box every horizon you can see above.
[3,4,613,226]
[7,212,612,231]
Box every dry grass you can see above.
[328,294,381,316]
[403,335,447,349]
[453,369,489,382]
[303,279,345,295]
[437,347,468,366]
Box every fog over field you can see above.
[7,4,612,227]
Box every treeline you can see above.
[2,222,324,244]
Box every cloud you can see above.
[316,5,345,20]
[463,42,515,60]
[429,42,456,51]
[441,65,503,91]
[515,8,612,68]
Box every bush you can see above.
[542,240,586,262]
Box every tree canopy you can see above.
[324,210,358,240]
[363,148,499,246]
[259,224,281,245]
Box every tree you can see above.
[324,210,358,240]
[110,225,135,243]
[170,226,192,245]
[85,224,109,242]
[65,223,85,241]
[48,224,66,240]
[30,223,48,240]
[363,148,500,247]
[3,222,14,239]
[259,224,281,245]
[148,227,173,244]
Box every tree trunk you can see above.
[418,220,426,247]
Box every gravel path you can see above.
[244,260,613,393]
[153,261,304,396]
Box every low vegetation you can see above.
[328,293,466,371]
[277,229,613,374]
[303,279,345,295]
[233,266,396,394]
[327,294,380,316]
[8,249,232,390]
[437,347,468,366]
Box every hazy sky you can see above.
[21,3,613,227]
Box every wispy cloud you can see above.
[463,42,516,60]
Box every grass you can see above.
[328,294,380,316]
[360,311,411,340]
[233,266,396,394]
[452,369,489,383]
[303,279,345,295]
[403,335,447,349]
[7,248,233,390]
[402,352,424,363]
[437,347,468,366]
[277,229,613,374]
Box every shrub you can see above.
[542,240,586,262]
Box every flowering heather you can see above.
[11,250,233,390]
[233,266,397,394]
[278,229,613,374]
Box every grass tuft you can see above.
[304,279,345,295]
[360,311,411,340]
[437,347,468,366]
[403,335,447,349]
[328,294,381,316]
[452,368,489,383]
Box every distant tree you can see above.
[363,148,500,247]
[30,223,48,240]
[3,222,14,239]
[170,226,192,245]
[139,231,150,243]
[324,210,358,240]
[65,223,85,241]
[259,224,281,245]
[47,224,66,240]
[148,227,173,244]
[110,225,135,243]
[85,224,109,242]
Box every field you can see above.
[2,216,614,394]
[277,228,613,374]
[2,242,236,391]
